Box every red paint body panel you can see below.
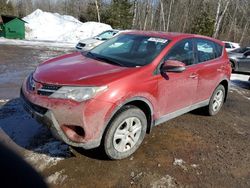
[21,31,231,148]
[156,65,199,116]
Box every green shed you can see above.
[0,15,27,39]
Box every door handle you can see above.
[217,68,223,72]
[189,73,198,79]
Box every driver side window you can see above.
[164,39,195,66]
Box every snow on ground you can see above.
[230,73,250,82]
[173,158,187,171]
[0,37,75,48]
[25,140,70,171]
[0,99,71,171]
[230,73,250,100]
[0,99,10,103]
[23,9,112,43]
[151,175,177,188]
[0,99,41,147]
[47,170,67,185]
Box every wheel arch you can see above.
[219,79,229,102]
[229,58,238,72]
[102,97,154,140]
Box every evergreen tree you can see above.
[191,6,215,37]
[86,2,98,22]
[105,0,133,29]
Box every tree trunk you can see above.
[214,0,222,34]
[143,0,150,30]
[166,0,174,32]
[227,0,238,39]
[213,0,230,38]
[239,21,249,44]
[160,0,166,31]
[95,0,100,22]
[132,0,138,29]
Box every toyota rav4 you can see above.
[21,31,231,159]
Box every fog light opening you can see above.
[63,125,85,138]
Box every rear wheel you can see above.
[103,105,147,160]
[207,85,225,116]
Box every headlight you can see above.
[49,86,107,102]
[87,43,94,48]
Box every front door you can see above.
[238,51,250,72]
[156,39,198,117]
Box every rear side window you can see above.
[196,39,221,63]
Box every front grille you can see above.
[37,84,61,96]
[78,43,86,47]
[21,90,48,115]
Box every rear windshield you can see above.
[87,34,170,67]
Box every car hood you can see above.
[33,52,132,86]
[79,38,101,44]
[228,52,243,58]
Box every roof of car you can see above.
[122,30,223,45]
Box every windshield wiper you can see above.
[86,52,96,58]
[96,56,124,66]
[86,52,124,66]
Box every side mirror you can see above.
[161,60,186,73]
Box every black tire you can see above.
[207,85,225,116]
[230,61,235,72]
[103,105,147,160]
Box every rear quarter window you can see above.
[214,43,223,58]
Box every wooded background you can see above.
[1,0,249,46]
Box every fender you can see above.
[95,96,155,147]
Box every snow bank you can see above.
[23,9,112,43]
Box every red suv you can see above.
[21,31,231,159]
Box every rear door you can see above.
[193,39,225,103]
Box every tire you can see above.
[103,105,147,160]
[230,61,235,72]
[207,85,225,116]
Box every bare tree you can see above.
[166,0,174,32]
[239,20,249,44]
[213,0,231,38]
[95,0,100,22]
[132,0,138,29]
[143,0,150,30]
[160,0,165,31]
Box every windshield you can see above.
[94,30,118,40]
[87,34,170,67]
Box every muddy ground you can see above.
[0,45,250,188]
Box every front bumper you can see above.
[20,90,101,149]
[20,77,115,149]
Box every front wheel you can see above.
[207,85,225,116]
[103,105,147,160]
